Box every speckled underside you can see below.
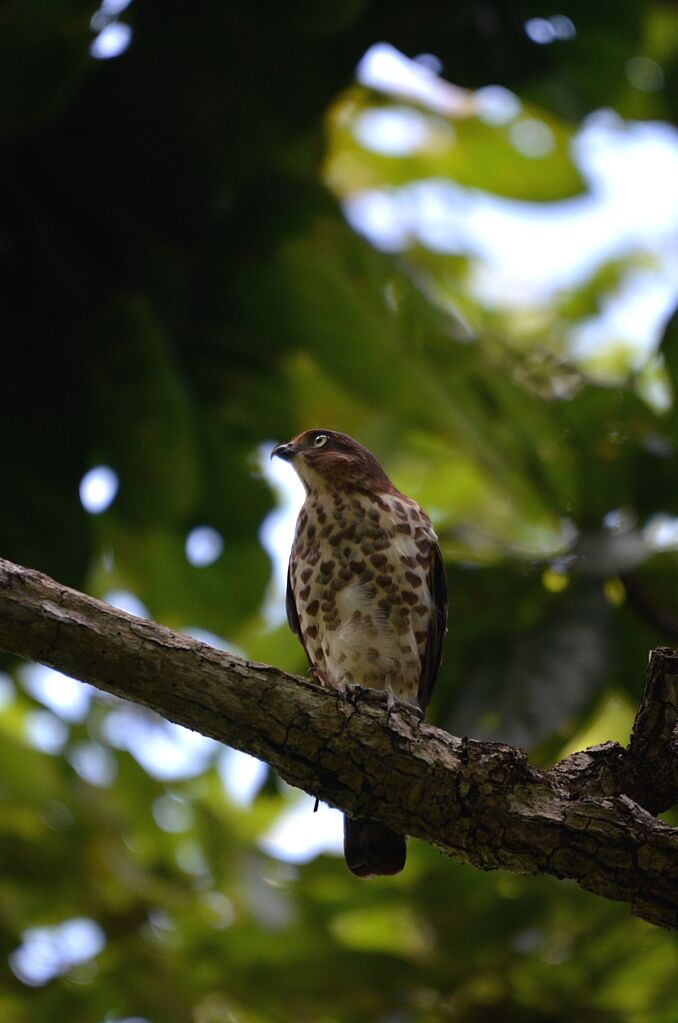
[289,488,437,706]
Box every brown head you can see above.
[271,429,396,494]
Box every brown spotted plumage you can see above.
[272,428,448,878]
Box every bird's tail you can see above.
[343,815,406,878]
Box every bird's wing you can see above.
[285,562,315,671]
[418,540,448,711]
[285,562,302,638]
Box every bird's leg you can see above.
[384,691,398,727]
[380,677,424,728]
[384,674,398,728]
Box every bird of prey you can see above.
[272,429,448,878]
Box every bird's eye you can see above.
[313,434,329,448]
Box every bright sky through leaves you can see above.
[344,45,678,383]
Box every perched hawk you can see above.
[272,429,448,877]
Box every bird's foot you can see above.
[382,692,423,729]
[408,702,424,725]
[338,681,366,707]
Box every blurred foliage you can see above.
[326,86,585,200]
[2,0,678,1020]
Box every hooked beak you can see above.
[271,441,297,462]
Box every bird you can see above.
[272,428,448,878]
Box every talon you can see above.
[338,681,364,706]
[410,703,424,724]
[308,665,327,686]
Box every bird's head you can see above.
[271,429,394,494]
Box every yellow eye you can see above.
[313,434,329,448]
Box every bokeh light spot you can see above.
[102,589,150,618]
[67,742,117,786]
[185,526,224,567]
[542,568,569,593]
[524,17,557,44]
[21,663,94,722]
[343,190,409,253]
[604,577,626,606]
[219,748,268,806]
[10,918,106,987]
[152,793,193,833]
[100,0,133,13]
[475,85,522,125]
[90,22,132,60]
[509,118,555,158]
[413,53,443,74]
[525,15,575,44]
[102,706,216,780]
[260,796,343,863]
[200,891,236,930]
[25,710,69,754]
[175,839,211,878]
[550,15,576,39]
[644,513,678,550]
[352,106,434,157]
[626,57,664,93]
[79,465,119,514]
[98,1018,151,1023]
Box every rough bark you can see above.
[1,556,677,929]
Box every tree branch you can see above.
[1,557,677,929]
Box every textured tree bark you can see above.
[1,556,677,929]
